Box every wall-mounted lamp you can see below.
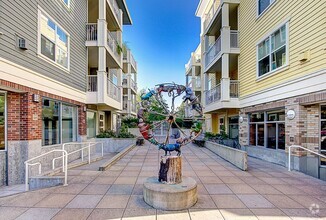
[32,94,40,102]
[286,110,296,120]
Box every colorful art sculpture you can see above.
[137,83,204,156]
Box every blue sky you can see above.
[123,0,201,92]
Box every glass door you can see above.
[0,94,5,150]
[321,105,326,166]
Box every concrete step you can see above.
[28,176,64,191]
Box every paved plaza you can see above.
[0,143,326,219]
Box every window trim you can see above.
[256,0,276,18]
[37,7,71,72]
[61,0,70,8]
[256,20,289,79]
[0,91,7,151]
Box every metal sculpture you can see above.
[137,83,204,156]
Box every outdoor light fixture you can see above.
[83,106,87,112]
[239,116,244,123]
[286,110,296,120]
[32,94,40,102]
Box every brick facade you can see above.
[1,79,87,140]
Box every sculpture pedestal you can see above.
[143,176,197,210]
[159,156,182,184]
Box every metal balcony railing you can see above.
[205,84,221,105]
[230,80,239,98]
[87,75,98,92]
[107,78,120,101]
[107,31,119,58]
[204,0,221,31]
[205,36,221,68]
[123,101,128,110]
[130,53,137,70]
[195,76,201,89]
[86,23,97,41]
[230,31,239,48]
[109,0,121,26]
[130,78,137,91]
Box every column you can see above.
[221,54,230,101]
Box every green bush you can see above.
[122,117,138,128]
[96,130,116,138]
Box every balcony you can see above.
[123,49,137,72]
[185,54,201,74]
[204,80,239,113]
[87,74,121,109]
[122,74,137,93]
[108,0,122,27]
[122,99,137,115]
[86,24,122,67]
[205,30,239,71]
[204,0,221,31]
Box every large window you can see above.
[249,110,285,150]
[87,111,97,138]
[258,23,288,77]
[0,94,5,150]
[321,105,326,166]
[39,9,69,69]
[42,98,77,146]
[258,0,275,16]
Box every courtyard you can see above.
[0,142,325,219]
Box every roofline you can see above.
[117,0,132,25]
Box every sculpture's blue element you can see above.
[159,143,181,156]
[141,89,156,100]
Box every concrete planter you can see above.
[94,138,137,153]
[205,141,248,171]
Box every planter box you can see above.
[94,138,136,153]
[205,141,248,171]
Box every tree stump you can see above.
[158,156,182,184]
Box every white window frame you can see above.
[257,0,276,18]
[256,20,289,79]
[37,7,71,72]
[61,0,70,8]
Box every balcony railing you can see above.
[131,101,136,113]
[86,23,97,41]
[230,80,239,98]
[130,78,137,91]
[123,100,128,110]
[185,58,191,73]
[204,0,221,31]
[107,79,120,101]
[230,31,239,48]
[109,0,121,27]
[130,53,137,70]
[195,76,201,89]
[206,84,221,105]
[205,36,221,68]
[107,31,119,58]
[87,75,98,92]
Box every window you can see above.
[258,23,288,77]
[0,94,6,150]
[39,9,69,69]
[42,98,77,146]
[321,105,326,166]
[258,0,275,16]
[87,111,97,138]
[249,109,285,150]
[62,0,70,7]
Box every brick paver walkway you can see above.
[0,143,326,219]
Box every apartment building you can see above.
[86,0,132,137]
[0,0,133,186]
[193,0,326,180]
[185,44,202,118]
[122,46,138,118]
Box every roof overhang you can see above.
[195,0,210,17]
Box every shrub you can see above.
[96,130,116,138]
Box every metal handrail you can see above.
[288,145,326,171]
[25,149,68,191]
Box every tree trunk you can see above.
[158,156,182,184]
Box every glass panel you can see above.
[57,47,68,68]
[321,106,326,119]
[62,105,77,143]
[267,110,285,121]
[259,56,270,76]
[0,95,5,150]
[40,14,55,42]
[257,124,264,146]
[278,123,285,150]
[271,25,286,51]
[87,111,96,138]
[258,0,271,14]
[267,123,276,149]
[321,121,326,150]
[249,124,256,145]
[321,152,326,166]
[229,124,239,139]
[42,99,60,146]
[229,116,239,124]
[63,0,69,6]
[250,112,264,122]
[272,46,286,70]
[41,35,55,61]
[258,38,270,60]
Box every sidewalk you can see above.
[0,142,325,219]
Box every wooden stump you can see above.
[158,156,182,184]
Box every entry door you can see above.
[0,93,5,150]
[99,112,105,132]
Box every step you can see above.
[28,176,65,191]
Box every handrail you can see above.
[288,145,326,171]
[25,149,68,191]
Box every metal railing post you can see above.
[101,143,104,157]
[64,150,68,186]
[25,163,29,191]
[288,146,291,171]
[88,143,91,164]
[81,147,84,162]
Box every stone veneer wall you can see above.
[0,79,87,185]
